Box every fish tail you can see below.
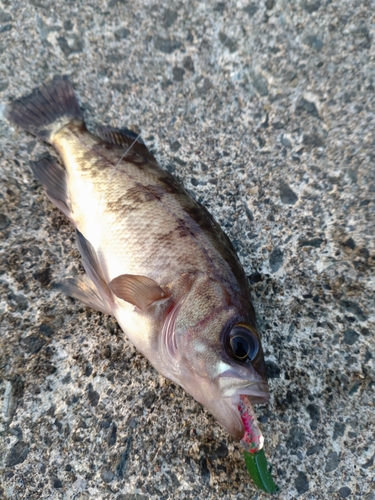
[6,75,83,144]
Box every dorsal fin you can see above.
[97,126,155,161]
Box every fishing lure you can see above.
[239,395,279,493]
[244,449,280,494]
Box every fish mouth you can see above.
[230,384,269,440]
[238,381,270,405]
[216,368,270,438]
[214,381,269,440]
[219,373,270,404]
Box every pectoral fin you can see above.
[109,274,169,310]
[55,275,112,315]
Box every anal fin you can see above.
[30,157,71,218]
[55,275,112,315]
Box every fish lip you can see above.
[218,368,270,403]
[230,382,270,405]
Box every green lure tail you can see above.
[244,448,280,494]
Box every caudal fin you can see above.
[6,75,83,143]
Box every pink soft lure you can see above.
[238,394,264,453]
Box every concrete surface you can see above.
[0,0,374,498]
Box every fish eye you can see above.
[226,324,259,363]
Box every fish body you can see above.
[7,77,269,440]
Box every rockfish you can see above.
[6,76,269,440]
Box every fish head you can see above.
[161,273,269,440]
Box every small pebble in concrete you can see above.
[295,471,309,494]
[6,441,29,467]
[173,67,185,82]
[286,426,305,449]
[344,237,356,250]
[325,451,340,472]
[101,468,114,483]
[338,486,352,498]
[215,441,228,458]
[343,329,359,345]
[269,247,284,273]
[0,213,11,229]
[279,183,298,204]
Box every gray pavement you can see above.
[0,0,374,498]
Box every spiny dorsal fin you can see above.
[55,275,112,315]
[109,274,170,310]
[97,126,155,161]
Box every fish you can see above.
[6,76,269,442]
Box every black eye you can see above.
[226,324,259,363]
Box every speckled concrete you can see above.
[0,0,374,498]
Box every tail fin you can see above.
[6,75,83,144]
